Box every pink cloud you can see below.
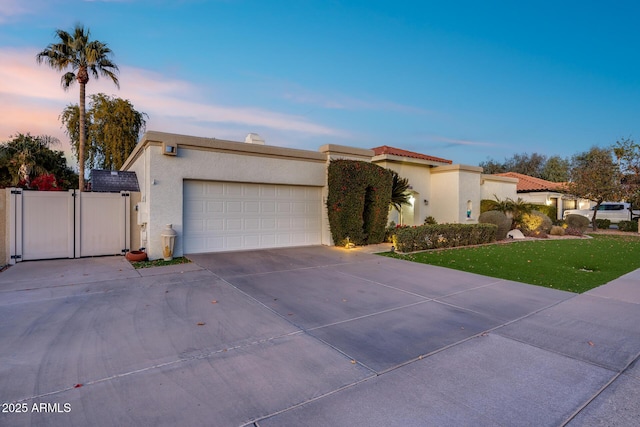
[0,47,346,160]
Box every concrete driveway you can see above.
[1,246,639,426]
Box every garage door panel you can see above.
[277,203,291,214]
[262,201,276,213]
[225,183,243,196]
[243,235,260,247]
[205,183,223,195]
[277,217,291,229]
[261,186,276,197]
[207,201,223,213]
[261,218,276,230]
[245,218,260,230]
[184,181,322,253]
[226,218,242,230]
[244,186,260,197]
[207,219,223,231]
[227,201,242,213]
[244,201,260,213]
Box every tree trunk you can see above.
[591,203,600,231]
[78,82,86,191]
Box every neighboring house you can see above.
[120,131,517,260]
[493,172,591,220]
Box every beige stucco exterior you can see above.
[122,131,327,260]
[371,155,444,225]
[119,131,517,259]
[480,175,518,202]
[430,165,484,223]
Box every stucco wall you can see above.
[129,191,142,251]
[374,160,432,226]
[480,175,518,202]
[123,132,327,260]
[430,165,483,223]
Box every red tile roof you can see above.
[371,145,452,164]
[494,172,567,192]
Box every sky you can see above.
[1,0,639,169]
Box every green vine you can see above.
[327,160,393,245]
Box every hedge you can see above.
[618,220,638,232]
[327,159,393,246]
[392,223,498,252]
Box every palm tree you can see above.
[390,171,411,211]
[36,24,119,191]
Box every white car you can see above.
[563,202,640,223]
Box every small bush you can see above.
[565,214,590,232]
[384,221,396,242]
[565,227,584,236]
[478,210,512,240]
[520,210,552,237]
[424,216,437,225]
[550,225,565,236]
[393,223,497,252]
[533,204,558,223]
[481,199,498,213]
[618,220,638,232]
[595,219,611,230]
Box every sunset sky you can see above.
[2,0,639,168]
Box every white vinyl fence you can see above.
[8,189,131,264]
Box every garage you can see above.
[183,180,323,253]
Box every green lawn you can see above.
[380,235,640,293]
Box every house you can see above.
[493,172,591,220]
[120,131,518,260]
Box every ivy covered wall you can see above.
[327,159,393,246]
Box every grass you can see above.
[380,234,640,293]
[130,256,191,269]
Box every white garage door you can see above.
[183,181,323,253]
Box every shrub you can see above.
[550,225,565,236]
[595,219,611,230]
[565,227,584,236]
[618,220,638,232]
[424,216,437,225]
[384,221,396,242]
[520,210,552,237]
[533,204,557,223]
[393,223,497,252]
[565,214,590,232]
[327,160,393,246]
[478,210,512,240]
[481,199,498,213]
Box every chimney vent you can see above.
[245,133,265,145]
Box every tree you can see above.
[613,137,640,216]
[389,171,411,212]
[0,133,78,190]
[567,147,620,230]
[37,24,119,190]
[61,93,147,170]
[504,153,547,178]
[541,155,570,182]
[479,152,570,182]
[478,158,506,175]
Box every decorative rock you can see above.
[507,229,526,239]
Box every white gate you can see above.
[8,189,131,263]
